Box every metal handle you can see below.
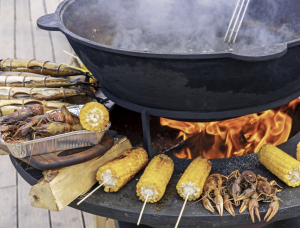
[37,13,61,32]
[234,43,288,61]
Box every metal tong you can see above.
[224,0,251,44]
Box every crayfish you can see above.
[201,173,226,216]
[224,170,282,223]
[0,104,44,125]
[0,105,83,142]
[256,175,283,222]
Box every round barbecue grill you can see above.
[31,1,300,227]
[11,131,300,228]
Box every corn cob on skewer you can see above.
[96,148,148,192]
[136,154,174,203]
[258,144,300,187]
[176,156,212,201]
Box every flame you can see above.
[160,98,300,159]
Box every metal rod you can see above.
[233,0,251,43]
[141,110,157,158]
[228,0,246,43]
[224,0,242,42]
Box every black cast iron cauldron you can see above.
[37,0,300,120]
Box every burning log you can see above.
[28,137,132,211]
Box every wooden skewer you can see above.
[175,191,190,228]
[63,50,81,61]
[137,193,150,226]
[77,179,109,205]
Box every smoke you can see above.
[109,0,236,53]
[66,0,299,54]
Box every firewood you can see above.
[29,137,132,211]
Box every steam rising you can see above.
[65,0,300,54]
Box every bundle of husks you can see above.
[0,58,99,116]
[0,58,86,76]
[0,104,84,143]
[0,74,81,88]
[0,87,93,100]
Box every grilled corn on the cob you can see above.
[258,144,300,187]
[79,102,109,132]
[136,154,174,203]
[96,148,148,192]
[176,156,212,201]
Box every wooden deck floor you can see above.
[0,0,95,227]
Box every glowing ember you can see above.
[160,98,300,159]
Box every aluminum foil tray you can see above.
[0,105,111,158]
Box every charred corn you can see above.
[136,154,174,203]
[258,144,300,187]
[96,148,148,192]
[176,156,212,201]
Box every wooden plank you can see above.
[83,213,116,228]
[93,216,116,228]
[44,0,72,63]
[29,138,132,211]
[83,212,94,228]
[16,0,34,59]
[0,150,9,155]
[50,207,84,228]
[0,156,16,188]
[0,186,17,228]
[18,175,50,228]
[0,0,15,58]
[30,0,54,61]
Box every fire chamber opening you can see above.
[160,98,300,159]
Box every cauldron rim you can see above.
[39,0,300,62]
